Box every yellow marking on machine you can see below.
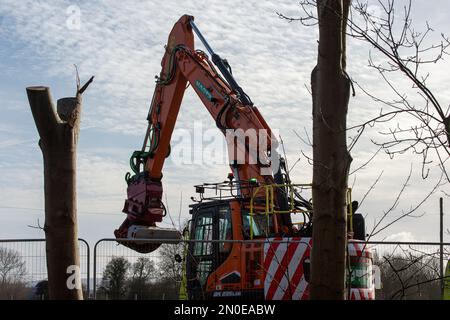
[249,183,312,239]
[248,184,354,239]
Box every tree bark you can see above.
[27,81,91,299]
[310,0,351,300]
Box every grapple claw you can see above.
[115,173,181,253]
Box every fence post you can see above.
[440,197,444,299]
[78,238,90,298]
[93,239,103,299]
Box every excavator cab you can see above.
[186,200,233,299]
[184,186,372,300]
[183,179,298,300]
[186,197,269,300]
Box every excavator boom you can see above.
[114,15,286,252]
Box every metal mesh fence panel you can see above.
[0,239,90,300]
[93,239,184,300]
[365,241,450,300]
[1,238,447,300]
[93,239,449,300]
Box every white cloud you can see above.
[0,0,449,243]
[384,231,417,243]
[0,0,317,135]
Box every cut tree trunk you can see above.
[27,78,92,299]
[310,0,351,300]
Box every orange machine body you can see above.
[115,15,374,300]
[115,15,287,245]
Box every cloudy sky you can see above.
[0,0,448,246]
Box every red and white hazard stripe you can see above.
[263,237,312,300]
[350,288,375,300]
[348,241,373,259]
[263,238,375,300]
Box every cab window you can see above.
[218,206,232,253]
[242,211,274,239]
[193,211,213,256]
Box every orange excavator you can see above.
[114,15,374,300]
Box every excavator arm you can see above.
[115,15,290,253]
